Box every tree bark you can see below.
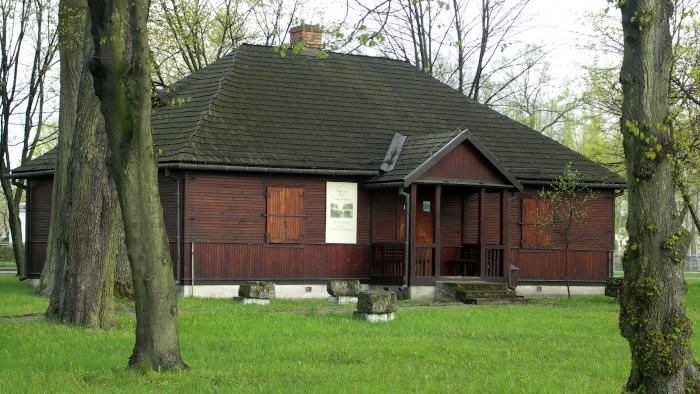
[36,0,86,298]
[618,0,700,391]
[114,215,133,300]
[87,0,187,370]
[42,0,127,329]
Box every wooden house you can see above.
[12,27,625,299]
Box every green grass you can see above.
[2,276,700,392]
[0,275,48,316]
[0,261,15,268]
[613,270,700,279]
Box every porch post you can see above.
[434,185,441,278]
[409,184,417,283]
[479,188,486,277]
[501,189,509,279]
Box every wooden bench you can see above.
[447,244,480,276]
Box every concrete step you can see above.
[435,281,511,302]
[460,297,529,305]
[455,289,516,302]
[455,282,509,292]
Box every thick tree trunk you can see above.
[618,0,700,391]
[88,0,187,370]
[42,0,125,329]
[37,0,84,297]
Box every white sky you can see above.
[519,0,613,78]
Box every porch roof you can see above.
[367,128,524,191]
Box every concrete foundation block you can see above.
[238,281,275,299]
[352,311,395,322]
[232,297,270,305]
[328,296,358,304]
[357,290,397,314]
[327,280,362,297]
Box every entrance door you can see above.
[414,187,435,277]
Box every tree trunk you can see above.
[114,215,133,300]
[469,0,489,101]
[87,0,187,370]
[0,178,25,277]
[618,0,700,391]
[452,0,464,94]
[565,247,570,299]
[43,0,124,329]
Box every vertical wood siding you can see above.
[26,173,181,277]
[181,243,372,280]
[421,142,508,184]
[184,173,370,245]
[27,177,53,275]
[463,191,479,244]
[158,173,180,242]
[440,190,462,247]
[512,249,610,281]
[484,192,501,244]
[510,187,615,282]
[371,189,400,243]
[182,172,372,280]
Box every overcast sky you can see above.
[520,0,612,77]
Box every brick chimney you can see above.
[289,25,322,51]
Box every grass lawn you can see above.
[2,275,700,393]
[613,270,700,279]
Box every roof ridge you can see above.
[239,42,412,64]
[179,48,241,157]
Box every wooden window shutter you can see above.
[266,185,304,244]
[284,186,304,243]
[537,199,552,246]
[521,197,537,248]
[266,186,285,243]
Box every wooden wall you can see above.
[26,177,53,276]
[371,188,401,243]
[181,172,372,281]
[421,142,508,185]
[24,171,618,284]
[25,173,182,277]
[510,187,616,282]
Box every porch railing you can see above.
[484,245,505,278]
[372,243,505,280]
[415,244,436,277]
[372,243,404,277]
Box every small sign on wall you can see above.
[423,201,431,212]
[326,182,358,244]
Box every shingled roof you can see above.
[13,44,624,187]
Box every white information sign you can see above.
[325,182,358,244]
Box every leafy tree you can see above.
[87,0,187,369]
[535,163,598,299]
[616,0,700,390]
[149,0,256,87]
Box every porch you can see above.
[369,184,515,287]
